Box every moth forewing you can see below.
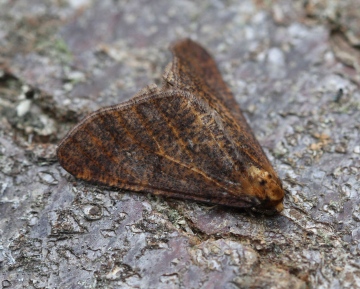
[57,39,285,213]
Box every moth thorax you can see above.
[247,166,284,209]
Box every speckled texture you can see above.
[0,0,359,288]
[57,39,285,213]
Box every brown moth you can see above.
[57,39,285,213]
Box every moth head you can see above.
[247,166,285,213]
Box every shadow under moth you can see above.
[57,39,285,214]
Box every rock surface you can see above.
[1,0,359,288]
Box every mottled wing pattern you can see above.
[165,39,276,176]
[166,39,240,114]
[57,39,285,212]
[57,90,259,208]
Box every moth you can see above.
[57,39,285,213]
